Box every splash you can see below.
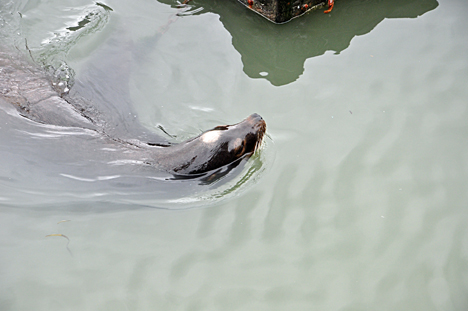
[31,3,113,96]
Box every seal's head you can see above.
[156,113,266,175]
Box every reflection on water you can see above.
[159,0,438,85]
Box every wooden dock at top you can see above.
[237,0,328,24]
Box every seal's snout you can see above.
[243,113,266,154]
[245,113,266,131]
[247,113,263,123]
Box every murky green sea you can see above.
[1,0,468,310]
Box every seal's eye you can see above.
[213,125,228,131]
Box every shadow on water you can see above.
[159,0,438,86]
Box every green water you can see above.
[1,0,468,310]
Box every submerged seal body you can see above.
[0,48,266,177]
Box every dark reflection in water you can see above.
[160,0,438,86]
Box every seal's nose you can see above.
[245,113,266,133]
[246,113,263,123]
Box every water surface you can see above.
[1,0,468,310]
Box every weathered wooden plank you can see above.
[237,0,327,24]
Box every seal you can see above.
[0,48,266,177]
[152,113,266,175]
